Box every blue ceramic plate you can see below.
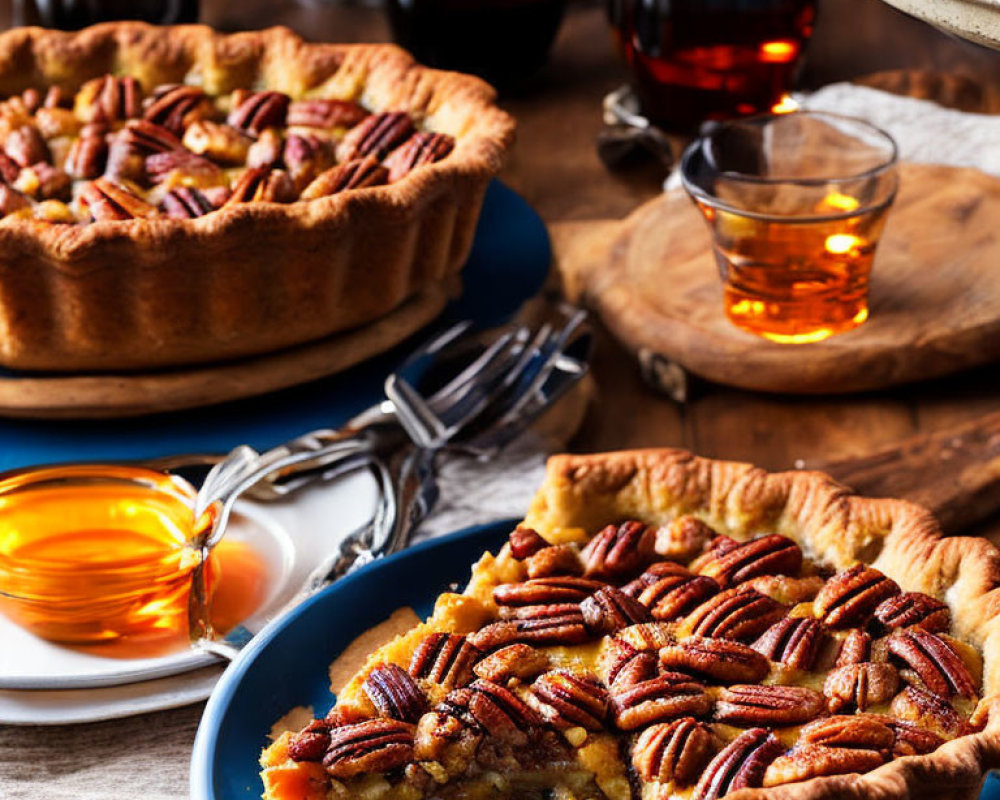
[190,518,1000,800]
[190,519,515,800]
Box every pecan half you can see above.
[745,574,826,605]
[224,167,297,205]
[182,120,251,165]
[526,544,584,578]
[694,534,803,589]
[508,527,548,560]
[606,650,659,692]
[714,684,824,726]
[473,643,549,683]
[413,705,481,769]
[322,718,415,779]
[160,186,217,219]
[875,715,946,756]
[106,120,182,182]
[75,75,142,123]
[384,131,455,182]
[874,592,950,633]
[890,685,968,739]
[0,149,20,183]
[763,744,885,787]
[632,718,717,786]
[622,561,690,597]
[146,149,222,186]
[528,670,609,730]
[81,178,158,221]
[288,718,335,762]
[689,536,741,573]
[299,156,389,199]
[681,585,786,642]
[581,586,652,635]
[143,84,212,135]
[660,637,770,684]
[616,622,677,652]
[493,576,603,607]
[752,617,825,670]
[800,714,895,750]
[611,672,711,730]
[814,564,900,629]
[637,569,721,622]
[65,128,108,179]
[5,124,49,168]
[581,520,657,581]
[0,183,29,217]
[823,662,899,712]
[246,128,284,169]
[337,111,415,161]
[409,633,480,689]
[469,604,588,649]
[835,629,873,667]
[464,679,542,746]
[13,162,70,200]
[693,728,784,800]
[654,515,718,563]
[288,98,369,129]
[228,90,290,137]
[364,663,427,722]
[888,628,977,699]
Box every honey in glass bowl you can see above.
[680,111,899,343]
[0,464,214,644]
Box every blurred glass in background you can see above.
[13,0,198,28]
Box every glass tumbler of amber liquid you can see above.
[680,111,898,343]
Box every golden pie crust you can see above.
[261,449,1000,800]
[0,23,514,371]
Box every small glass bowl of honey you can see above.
[0,464,213,644]
[681,111,899,343]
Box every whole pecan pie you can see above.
[260,450,1000,799]
[0,24,513,370]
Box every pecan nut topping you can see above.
[525,544,584,578]
[336,111,415,162]
[888,628,977,699]
[75,75,142,123]
[799,714,895,750]
[65,127,108,180]
[473,643,549,683]
[0,149,20,184]
[160,187,217,219]
[835,628,874,667]
[580,586,652,635]
[714,684,824,726]
[300,156,389,200]
[5,124,50,168]
[606,649,659,692]
[693,534,803,589]
[823,662,900,712]
[288,718,335,762]
[182,121,251,165]
[636,569,721,622]
[287,98,369,129]
[246,128,284,170]
[890,685,968,738]
[814,564,900,629]
[610,672,711,730]
[146,150,222,186]
[528,670,609,730]
[622,561,691,597]
[751,617,825,670]
[875,591,951,633]
[228,90,290,137]
[143,84,212,135]
[106,120,183,182]
[284,131,336,189]
[408,633,480,689]
[632,718,717,786]
[507,527,548,560]
[384,131,455,182]
[660,637,770,684]
[469,603,588,649]
[81,178,158,221]
[493,576,603,607]
[580,520,656,581]
[681,585,786,642]
[654,515,717,563]
[0,183,30,217]
[763,744,886,787]
[693,727,784,800]
[322,718,415,779]
[224,167,297,204]
[744,574,826,605]
[363,662,427,722]
[14,162,71,201]
[464,679,542,746]
[876,715,946,756]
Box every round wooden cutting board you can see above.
[553,161,1000,394]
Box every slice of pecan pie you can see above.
[260,449,1000,800]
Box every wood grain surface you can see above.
[554,162,1000,394]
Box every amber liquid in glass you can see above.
[699,201,890,343]
[0,473,266,647]
[609,0,816,129]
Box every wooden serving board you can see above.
[553,161,1000,394]
[0,284,451,419]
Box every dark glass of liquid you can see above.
[387,0,566,92]
[608,0,817,131]
[14,0,198,29]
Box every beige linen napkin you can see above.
[0,439,548,800]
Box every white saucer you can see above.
[0,467,379,701]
